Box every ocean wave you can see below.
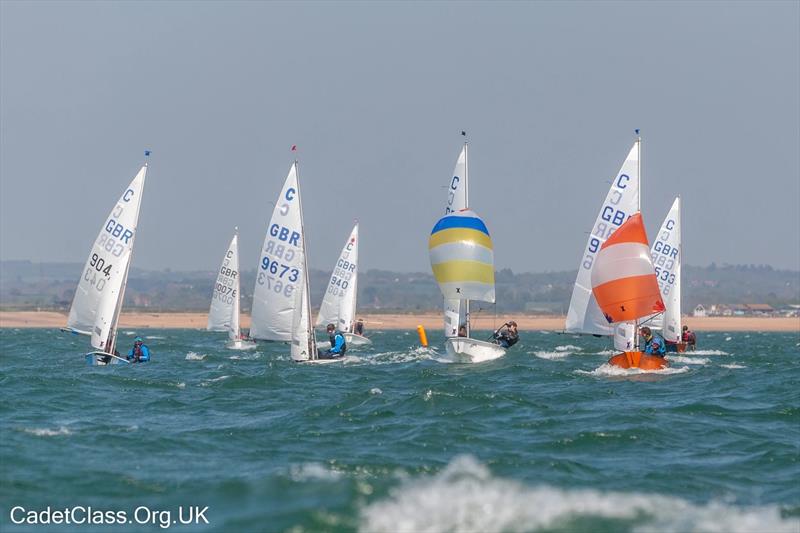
[288,462,343,482]
[200,375,231,386]
[185,352,207,361]
[666,355,710,365]
[576,363,690,377]
[532,350,571,360]
[145,335,165,340]
[22,426,72,437]
[229,353,261,360]
[690,350,729,356]
[555,344,582,352]
[359,455,799,533]
[721,363,747,369]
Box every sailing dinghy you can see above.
[429,209,505,363]
[316,223,371,346]
[649,197,683,351]
[208,229,255,350]
[591,213,668,370]
[63,161,147,365]
[251,160,334,363]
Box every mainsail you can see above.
[566,142,640,336]
[251,163,305,341]
[66,165,147,354]
[443,144,468,337]
[208,231,241,341]
[316,223,359,332]
[590,213,665,325]
[429,209,495,305]
[649,197,682,342]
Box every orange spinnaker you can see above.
[593,275,665,323]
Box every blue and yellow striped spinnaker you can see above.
[428,209,495,303]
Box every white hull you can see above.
[299,357,344,365]
[86,351,129,366]
[343,333,372,346]
[444,337,506,363]
[227,339,257,350]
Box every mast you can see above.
[463,136,471,338]
[295,158,316,359]
[351,221,358,334]
[232,226,240,340]
[634,131,641,350]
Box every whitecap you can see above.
[532,351,571,360]
[555,344,582,352]
[23,426,72,437]
[359,455,799,533]
[200,375,231,387]
[594,349,616,356]
[176,382,186,389]
[145,335,165,340]
[666,355,710,365]
[229,353,260,360]
[725,336,733,341]
[691,350,729,356]
[370,388,383,395]
[289,463,343,482]
[576,363,690,377]
[721,363,746,369]
[185,352,206,361]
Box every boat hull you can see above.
[343,333,372,346]
[227,339,257,350]
[608,351,669,370]
[85,351,129,366]
[445,337,506,363]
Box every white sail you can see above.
[444,144,468,337]
[649,197,682,342]
[290,264,315,361]
[613,322,636,352]
[316,223,359,332]
[566,142,640,335]
[67,165,147,354]
[251,163,305,341]
[208,231,241,341]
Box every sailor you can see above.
[682,325,697,351]
[458,325,468,337]
[354,318,365,336]
[319,323,347,359]
[492,321,519,348]
[127,336,151,363]
[639,327,666,357]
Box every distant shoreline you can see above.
[1,311,798,332]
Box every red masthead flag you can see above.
[291,145,297,152]
[590,213,665,323]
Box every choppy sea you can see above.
[1,328,798,532]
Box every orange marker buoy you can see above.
[417,325,428,347]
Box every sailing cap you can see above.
[134,336,143,342]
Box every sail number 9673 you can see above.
[260,257,299,282]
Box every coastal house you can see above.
[692,304,707,317]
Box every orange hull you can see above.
[608,351,669,370]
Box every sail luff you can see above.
[650,197,682,342]
[443,143,469,337]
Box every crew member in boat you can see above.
[639,327,666,357]
[492,321,519,348]
[354,319,365,336]
[127,337,151,363]
[458,325,468,337]
[319,324,347,359]
[682,325,697,351]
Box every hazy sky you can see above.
[1,1,798,273]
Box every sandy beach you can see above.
[1,311,797,332]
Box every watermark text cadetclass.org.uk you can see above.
[9,505,209,529]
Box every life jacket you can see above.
[329,332,347,355]
[645,334,666,355]
[687,331,696,344]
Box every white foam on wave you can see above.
[365,347,438,365]
[725,336,733,341]
[721,363,747,369]
[229,353,260,360]
[185,352,207,361]
[200,375,231,387]
[555,344,582,352]
[594,349,616,356]
[576,363,690,377]
[691,350,729,356]
[145,335,165,340]
[23,426,72,437]
[359,455,799,533]
[289,462,343,482]
[666,355,710,365]
[370,387,383,395]
[532,350,571,360]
